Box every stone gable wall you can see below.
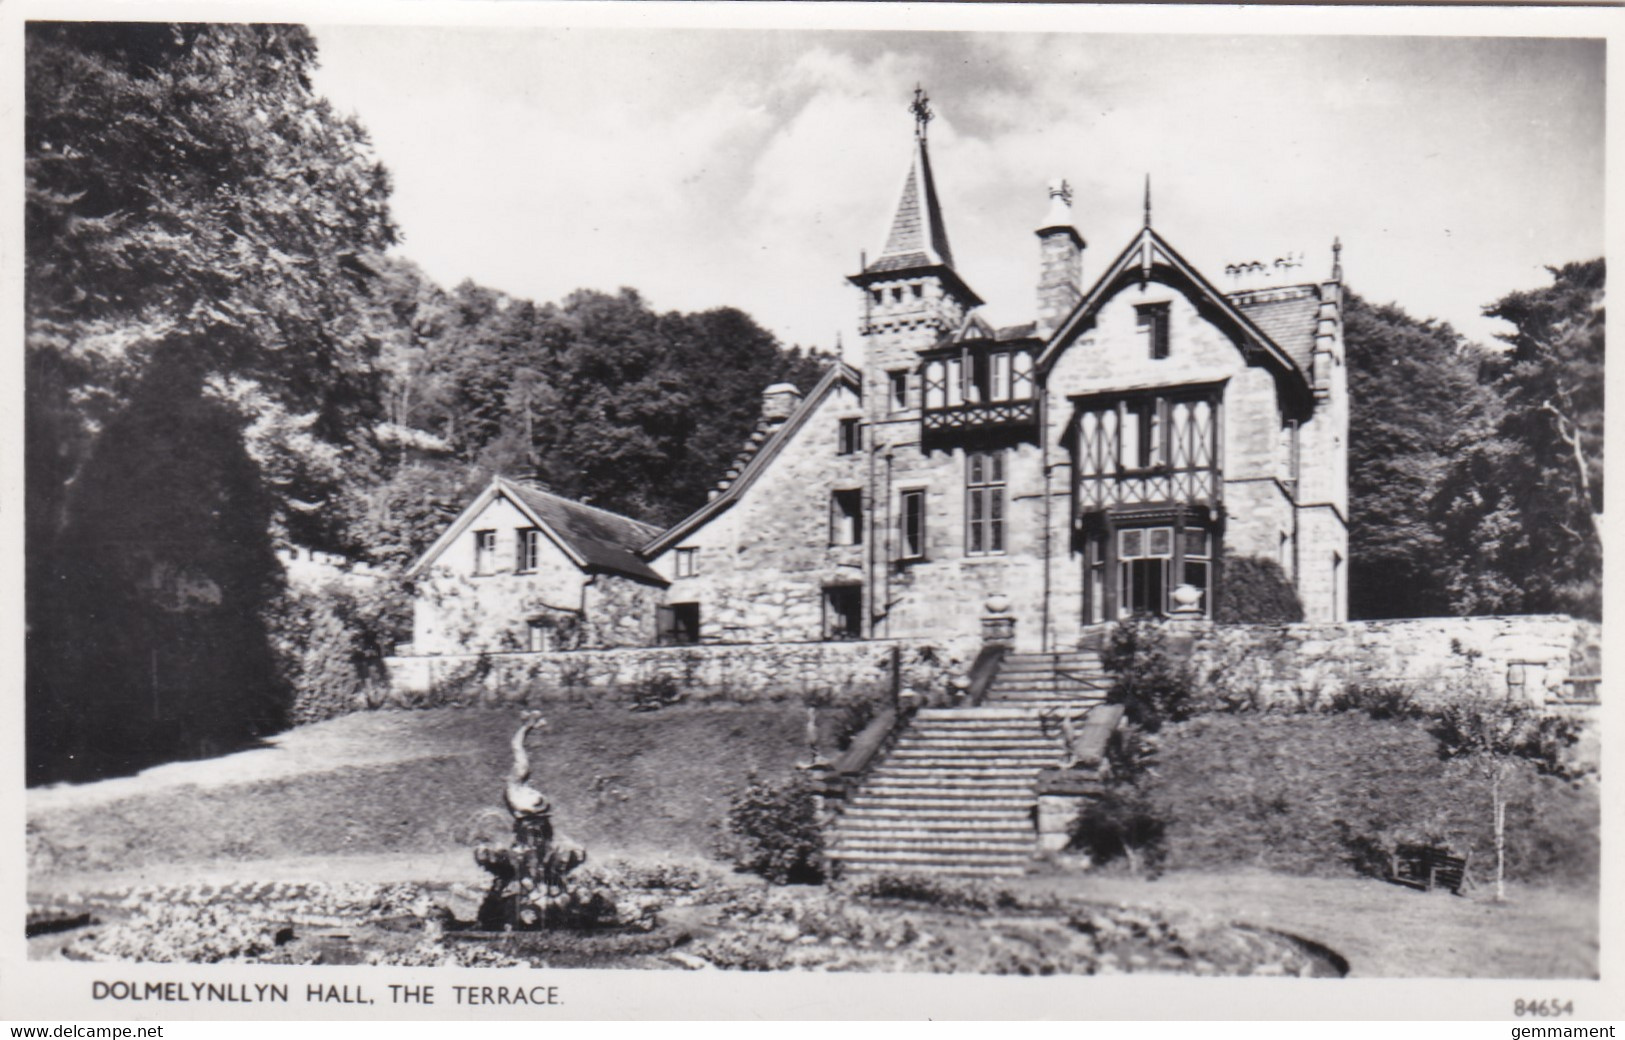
[649,383,867,643]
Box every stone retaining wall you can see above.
[1170,614,1583,708]
[382,636,982,711]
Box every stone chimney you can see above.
[761,382,803,423]
[1035,179,1085,338]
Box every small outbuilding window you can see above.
[516,528,542,573]
[658,603,701,645]
[474,529,498,575]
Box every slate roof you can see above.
[877,139,955,270]
[1228,285,1324,374]
[500,479,664,583]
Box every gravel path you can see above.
[26,711,495,813]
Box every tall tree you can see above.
[1436,260,1604,618]
[1343,293,1497,618]
[26,23,396,781]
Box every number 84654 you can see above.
[1514,999,1574,1017]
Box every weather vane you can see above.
[911,85,933,139]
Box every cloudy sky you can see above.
[311,16,1604,356]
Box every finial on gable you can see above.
[1331,236,1343,282]
[1143,173,1152,229]
[911,84,934,140]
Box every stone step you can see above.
[860,786,1035,802]
[833,860,1021,878]
[884,755,1057,769]
[870,761,1045,774]
[915,707,1053,721]
[847,796,1035,813]
[839,803,1030,820]
[832,839,1035,858]
[836,815,1031,833]
[827,848,1030,867]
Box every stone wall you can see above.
[1171,614,1581,707]
[383,636,982,710]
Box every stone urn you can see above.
[1170,583,1204,614]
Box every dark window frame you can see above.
[899,488,927,561]
[1137,301,1172,359]
[837,417,862,455]
[658,602,702,645]
[831,488,863,546]
[823,584,863,640]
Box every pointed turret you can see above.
[850,87,982,336]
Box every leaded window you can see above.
[966,450,1006,555]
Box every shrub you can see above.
[721,773,825,885]
[1071,784,1167,876]
[1215,556,1304,623]
[1102,620,1198,731]
[265,576,410,723]
[1328,683,1425,721]
[846,873,1032,912]
[832,698,879,752]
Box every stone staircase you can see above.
[827,650,1112,878]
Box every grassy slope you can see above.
[28,704,810,874]
[1143,712,1600,887]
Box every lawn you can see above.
[26,703,1599,978]
[28,703,811,878]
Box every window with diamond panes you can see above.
[966,450,1006,555]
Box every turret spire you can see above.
[868,87,959,273]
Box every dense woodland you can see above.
[24,24,1604,782]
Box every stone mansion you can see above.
[406,98,1349,659]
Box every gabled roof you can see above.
[644,361,863,557]
[408,476,665,585]
[1036,226,1314,414]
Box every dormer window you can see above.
[1138,302,1171,359]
